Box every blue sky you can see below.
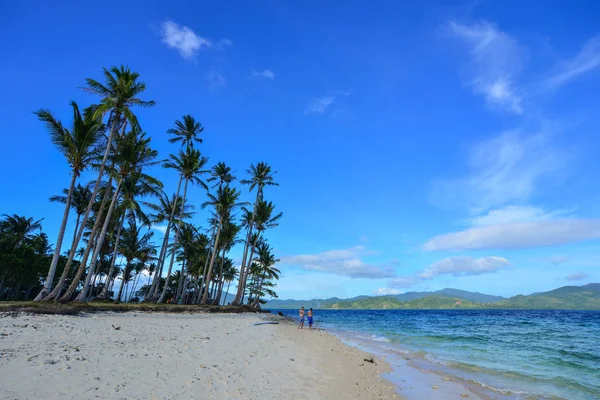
[2,0,600,300]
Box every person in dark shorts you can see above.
[307,308,314,330]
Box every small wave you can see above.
[371,334,390,342]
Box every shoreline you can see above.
[0,311,398,399]
[329,329,488,400]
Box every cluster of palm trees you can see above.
[0,65,283,305]
[0,215,53,300]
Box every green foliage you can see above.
[269,284,600,310]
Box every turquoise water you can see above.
[273,309,600,399]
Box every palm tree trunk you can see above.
[191,274,200,304]
[128,272,140,301]
[213,248,227,305]
[158,178,189,303]
[201,219,222,304]
[97,212,126,299]
[37,117,120,302]
[232,189,261,305]
[223,281,231,305]
[44,174,114,302]
[0,272,7,295]
[71,178,123,302]
[175,259,186,302]
[253,273,267,307]
[242,239,259,304]
[197,228,216,304]
[35,172,77,301]
[146,174,184,302]
[87,271,99,301]
[116,262,130,302]
[71,213,81,253]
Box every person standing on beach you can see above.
[298,306,305,329]
[307,308,314,330]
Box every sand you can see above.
[0,312,398,400]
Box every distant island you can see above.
[266,283,600,310]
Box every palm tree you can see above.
[62,125,159,302]
[149,115,204,302]
[222,261,238,305]
[251,241,280,307]
[144,192,194,300]
[49,183,93,251]
[0,214,43,250]
[241,199,282,298]
[212,219,241,305]
[232,163,278,305]
[96,170,162,300]
[200,187,246,304]
[116,221,155,302]
[173,223,200,302]
[157,147,208,303]
[33,103,103,301]
[167,115,204,149]
[207,162,235,190]
[42,66,154,302]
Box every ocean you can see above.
[272,309,600,399]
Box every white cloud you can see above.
[422,219,600,251]
[435,130,568,212]
[448,20,524,114]
[305,89,352,115]
[565,272,590,281]
[160,20,212,59]
[206,71,226,88]
[469,205,570,227]
[250,69,275,79]
[419,256,511,279]
[281,245,396,279]
[388,277,419,288]
[305,95,336,114]
[151,225,168,234]
[216,38,233,50]
[546,35,600,89]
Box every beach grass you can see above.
[0,301,260,316]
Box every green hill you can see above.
[266,284,600,310]
[498,283,600,310]
[329,294,483,309]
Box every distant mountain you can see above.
[266,288,504,308]
[497,283,600,310]
[266,295,369,309]
[392,288,504,303]
[266,284,600,310]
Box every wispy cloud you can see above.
[281,245,396,279]
[419,256,511,279]
[469,205,571,227]
[564,272,590,281]
[206,70,226,89]
[377,256,509,293]
[448,20,524,114]
[435,129,568,212]
[250,69,275,80]
[160,20,212,59]
[151,225,168,234]
[422,219,600,251]
[216,38,233,50]
[546,35,600,89]
[305,89,352,115]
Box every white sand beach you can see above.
[0,312,397,400]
